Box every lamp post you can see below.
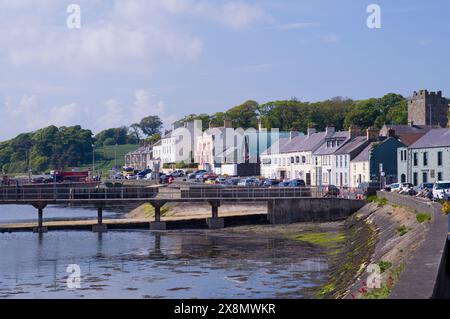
[92,144,95,180]
[114,143,118,170]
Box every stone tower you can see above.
[408,90,448,128]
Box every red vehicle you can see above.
[202,172,218,181]
[52,171,90,183]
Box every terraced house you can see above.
[398,128,450,185]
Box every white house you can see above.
[397,128,450,185]
[312,127,351,186]
[153,120,202,166]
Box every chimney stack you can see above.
[366,127,380,141]
[290,130,300,140]
[307,124,316,136]
[326,126,335,135]
[349,125,360,139]
[387,128,396,138]
[223,118,233,129]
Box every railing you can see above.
[0,185,362,203]
[0,186,159,202]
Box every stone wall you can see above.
[377,191,449,298]
[267,198,366,224]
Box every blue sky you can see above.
[0,0,449,140]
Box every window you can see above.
[413,153,418,166]
[401,174,406,183]
[413,172,418,186]
[423,152,428,166]
[296,156,300,164]
[302,156,306,164]
[291,157,295,164]
[400,151,404,161]
[438,172,443,181]
[422,172,428,184]
[438,151,443,166]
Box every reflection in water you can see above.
[0,230,332,299]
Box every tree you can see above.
[138,115,163,137]
[226,100,259,129]
[344,99,381,129]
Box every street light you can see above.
[92,144,95,180]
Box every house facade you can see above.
[312,128,350,186]
[397,128,450,185]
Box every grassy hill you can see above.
[70,144,138,174]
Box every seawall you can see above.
[376,191,449,299]
[267,198,366,224]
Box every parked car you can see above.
[414,183,435,193]
[204,178,217,185]
[356,181,380,196]
[136,169,152,180]
[277,181,290,187]
[203,172,218,181]
[195,171,209,181]
[159,173,168,183]
[215,177,228,185]
[171,170,185,178]
[288,179,306,187]
[263,179,280,187]
[389,183,402,192]
[323,185,340,197]
[238,178,259,187]
[225,178,240,186]
[189,170,206,179]
[433,181,450,200]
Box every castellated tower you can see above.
[408,90,448,128]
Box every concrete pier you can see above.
[207,200,224,229]
[92,205,108,233]
[32,203,48,233]
[149,201,167,230]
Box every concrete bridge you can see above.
[0,184,365,233]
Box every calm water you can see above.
[0,206,332,299]
[0,205,121,224]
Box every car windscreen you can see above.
[436,183,450,190]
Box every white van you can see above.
[433,181,450,200]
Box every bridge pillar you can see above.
[149,201,167,230]
[207,200,224,229]
[92,204,108,233]
[32,203,48,233]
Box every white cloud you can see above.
[0,0,267,74]
[3,95,86,133]
[275,22,315,31]
[1,89,176,138]
[162,0,267,29]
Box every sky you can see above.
[1,0,450,140]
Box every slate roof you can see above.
[410,128,450,149]
[352,143,374,162]
[262,137,291,155]
[313,131,350,155]
[281,132,327,153]
[334,136,369,155]
[382,124,439,146]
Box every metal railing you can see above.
[0,185,362,203]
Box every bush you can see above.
[367,195,388,207]
[442,201,450,215]
[378,261,392,273]
[416,213,431,223]
[396,225,409,236]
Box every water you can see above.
[0,205,121,224]
[0,206,333,299]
